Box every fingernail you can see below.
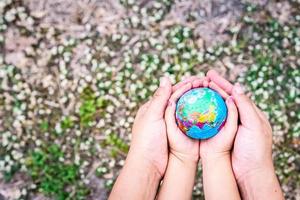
[234,83,244,94]
[226,96,234,103]
[160,76,168,87]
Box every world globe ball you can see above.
[175,88,228,139]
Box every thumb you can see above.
[223,96,238,134]
[232,83,260,129]
[148,76,172,118]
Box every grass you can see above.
[0,0,299,199]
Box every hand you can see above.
[197,83,240,200]
[206,70,273,181]
[128,75,208,176]
[129,76,172,177]
[200,95,238,160]
[165,81,202,164]
[164,76,210,163]
[206,70,284,199]
[109,77,174,200]
[156,77,209,200]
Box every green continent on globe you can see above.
[175,88,227,139]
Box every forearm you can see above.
[202,154,241,200]
[237,163,284,200]
[109,151,162,200]
[157,153,198,200]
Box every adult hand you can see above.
[109,76,172,200]
[129,76,206,176]
[129,76,172,177]
[206,70,273,179]
[200,95,238,159]
[206,70,284,200]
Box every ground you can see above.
[0,0,300,199]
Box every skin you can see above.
[109,76,209,200]
[110,71,284,200]
[206,70,284,200]
[158,77,240,200]
[157,80,203,200]
[109,76,172,200]
[200,95,241,200]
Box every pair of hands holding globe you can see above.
[131,69,273,177]
[110,70,282,200]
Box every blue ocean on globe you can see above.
[175,88,228,139]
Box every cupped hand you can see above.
[200,95,238,159]
[129,76,209,176]
[129,77,172,177]
[165,80,204,164]
[164,76,210,163]
[206,70,274,181]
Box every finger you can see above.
[148,76,172,118]
[203,78,209,87]
[172,76,198,92]
[223,96,238,134]
[252,102,273,134]
[208,81,230,99]
[206,69,233,94]
[135,100,151,119]
[247,92,270,125]
[252,102,272,131]
[165,83,193,132]
[169,82,192,104]
[165,100,177,133]
[191,76,209,88]
[232,83,261,129]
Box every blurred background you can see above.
[0,0,299,199]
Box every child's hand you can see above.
[197,83,240,200]
[206,70,273,180]
[200,95,238,159]
[156,77,209,200]
[165,82,200,164]
[129,77,172,177]
[206,70,283,199]
[165,77,209,164]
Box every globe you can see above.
[175,88,228,139]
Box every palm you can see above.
[147,119,168,173]
[200,97,237,157]
[165,81,202,162]
[205,69,273,180]
[168,125,199,160]
[231,126,257,176]
[232,125,272,179]
[200,128,232,156]
[131,111,169,175]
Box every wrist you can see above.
[201,153,241,200]
[201,152,232,174]
[125,149,164,180]
[169,152,199,169]
[236,161,276,185]
[201,151,231,164]
[236,163,283,199]
[234,159,275,184]
[157,151,198,200]
[110,149,163,200]
[169,149,199,166]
